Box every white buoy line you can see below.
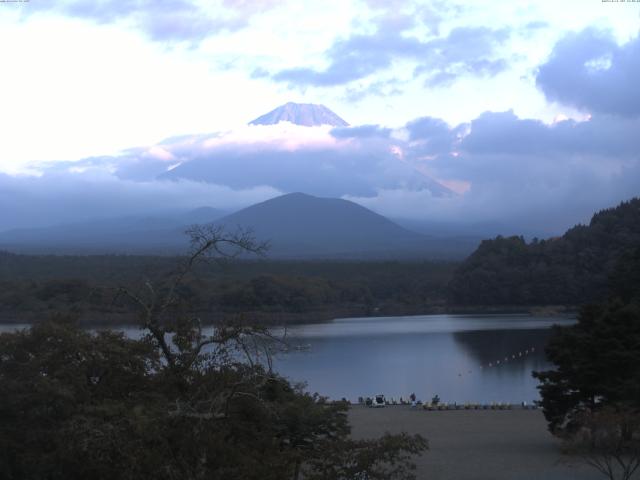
[457,346,538,378]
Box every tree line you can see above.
[0,253,455,324]
[448,198,640,306]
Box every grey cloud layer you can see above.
[272,15,510,89]
[22,100,640,237]
[330,125,392,138]
[393,109,640,233]
[154,135,451,198]
[537,28,640,116]
[25,0,276,43]
[0,172,279,231]
[458,111,640,157]
[405,116,462,155]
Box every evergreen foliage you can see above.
[449,198,640,305]
[533,246,640,434]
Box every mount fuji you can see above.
[249,102,349,127]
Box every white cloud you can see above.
[3,0,639,174]
[200,123,344,151]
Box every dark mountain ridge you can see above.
[448,197,640,305]
[217,192,417,256]
[0,208,225,254]
[215,193,476,259]
[0,193,477,259]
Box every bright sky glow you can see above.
[1,0,639,173]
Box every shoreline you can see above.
[348,405,599,480]
[0,304,577,327]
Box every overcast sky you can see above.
[1,0,639,234]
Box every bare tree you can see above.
[110,224,291,423]
[565,407,640,480]
[114,224,270,370]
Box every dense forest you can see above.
[0,253,455,325]
[448,198,640,306]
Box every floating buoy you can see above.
[475,345,541,374]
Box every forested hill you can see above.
[448,198,640,306]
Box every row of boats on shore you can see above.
[358,394,539,410]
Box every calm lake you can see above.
[271,314,575,404]
[0,314,574,404]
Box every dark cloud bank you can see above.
[537,28,640,117]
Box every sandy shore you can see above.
[348,406,601,480]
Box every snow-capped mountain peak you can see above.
[249,102,349,127]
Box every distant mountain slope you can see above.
[218,192,420,245]
[448,198,640,305]
[215,193,475,259]
[249,102,348,127]
[0,194,477,259]
[0,208,224,254]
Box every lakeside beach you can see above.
[348,406,600,480]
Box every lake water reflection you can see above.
[0,314,574,404]
[272,314,575,404]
